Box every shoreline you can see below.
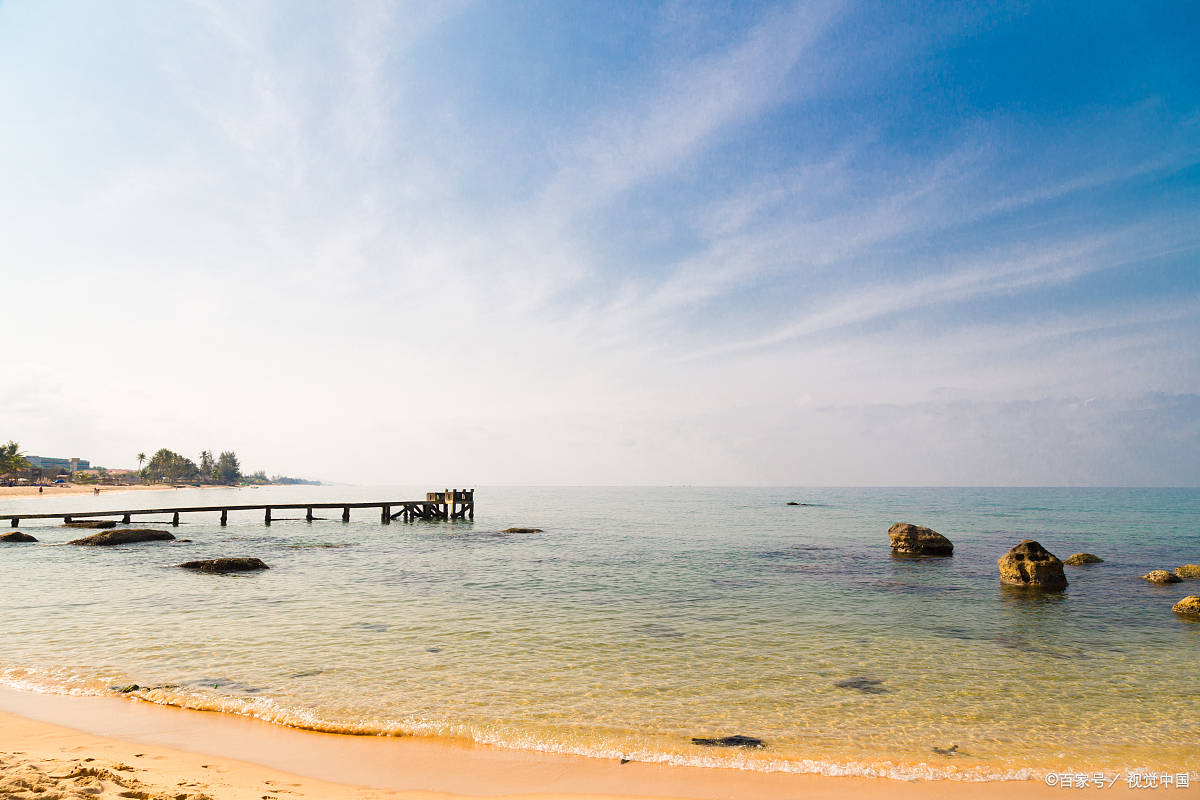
[0,687,1157,798]
[0,483,231,500]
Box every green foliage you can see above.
[242,469,269,485]
[142,448,201,483]
[213,451,242,484]
[0,440,31,474]
[271,475,321,485]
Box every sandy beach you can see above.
[0,483,221,499]
[0,687,1168,800]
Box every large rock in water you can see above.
[997,540,1067,590]
[888,523,953,556]
[69,529,175,546]
[1172,596,1200,618]
[1174,564,1200,579]
[63,520,117,529]
[1142,570,1182,585]
[1063,553,1103,565]
[177,558,269,573]
[1,531,38,543]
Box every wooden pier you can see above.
[5,489,474,528]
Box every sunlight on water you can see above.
[2,486,1198,780]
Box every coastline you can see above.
[0,687,1160,798]
[0,483,226,499]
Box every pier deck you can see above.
[5,489,474,527]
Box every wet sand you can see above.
[0,687,1164,799]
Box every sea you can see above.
[1,485,1197,782]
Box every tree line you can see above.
[140,448,244,484]
[2,439,316,486]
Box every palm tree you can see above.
[136,452,146,472]
[1,441,30,476]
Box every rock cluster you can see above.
[1063,553,1103,565]
[1142,570,1182,585]
[888,523,953,556]
[69,529,175,546]
[997,540,1067,590]
[1,531,38,543]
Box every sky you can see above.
[1,0,1198,486]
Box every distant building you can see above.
[25,456,91,473]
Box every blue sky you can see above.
[1,0,1197,485]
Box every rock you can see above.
[1174,564,1200,579]
[888,523,953,556]
[1142,570,1182,585]
[834,676,888,694]
[691,735,764,748]
[177,558,269,573]
[786,501,811,506]
[69,529,175,546]
[997,540,1067,590]
[501,527,542,533]
[1,531,38,543]
[931,744,959,756]
[1172,596,1200,618]
[1063,553,1103,565]
[113,684,140,693]
[62,520,117,529]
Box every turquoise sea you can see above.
[1,486,1197,781]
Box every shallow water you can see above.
[2,486,1197,780]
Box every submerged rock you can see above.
[1172,596,1200,618]
[997,540,1067,590]
[69,529,175,546]
[1063,553,1104,566]
[785,501,812,506]
[177,558,269,573]
[888,523,953,556]
[691,735,764,748]
[1,531,37,543]
[834,676,888,694]
[1174,564,1200,580]
[1142,570,1182,585]
[931,744,959,756]
[62,520,117,529]
[501,527,542,533]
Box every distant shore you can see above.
[0,483,228,499]
[0,686,1142,799]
